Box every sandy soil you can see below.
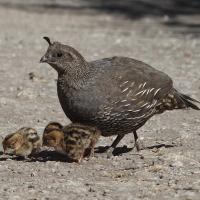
[0,1,200,199]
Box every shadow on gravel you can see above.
[146,143,176,149]
[0,155,28,161]
[32,146,134,162]
[96,142,176,155]
[0,0,200,36]
[28,150,74,163]
[0,146,135,162]
[0,146,134,163]
[96,145,133,156]
[0,0,200,17]
[0,142,176,162]
[0,150,73,162]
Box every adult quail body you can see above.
[40,37,200,155]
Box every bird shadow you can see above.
[95,145,133,156]
[26,150,74,163]
[0,154,29,161]
[0,143,176,162]
[0,146,134,162]
[32,146,134,161]
[95,142,176,156]
[0,150,74,163]
[145,143,176,149]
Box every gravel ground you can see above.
[0,1,200,200]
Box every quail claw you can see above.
[106,147,114,158]
[134,139,145,151]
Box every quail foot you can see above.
[2,127,41,158]
[40,37,200,157]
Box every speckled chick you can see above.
[63,123,101,162]
[42,122,100,162]
[43,121,63,141]
[42,121,65,155]
[40,37,200,156]
[2,127,41,158]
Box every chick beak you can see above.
[4,148,14,155]
[40,55,48,63]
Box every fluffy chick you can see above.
[42,123,100,162]
[42,121,65,155]
[63,123,101,162]
[43,121,63,135]
[2,127,41,158]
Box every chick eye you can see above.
[57,52,63,58]
[10,142,16,148]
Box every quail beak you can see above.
[40,55,48,63]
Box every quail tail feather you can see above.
[176,91,200,110]
[156,89,200,113]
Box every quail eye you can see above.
[57,52,63,58]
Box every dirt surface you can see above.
[0,1,200,199]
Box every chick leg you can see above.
[88,139,96,157]
[77,151,84,163]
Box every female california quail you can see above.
[40,37,200,156]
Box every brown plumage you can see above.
[42,122,65,155]
[2,127,41,158]
[42,122,101,162]
[63,123,100,162]
[43,121,63,141]
[40,37,200,156]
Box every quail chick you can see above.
[43,121,63,141]
[2,127,41,158]
[42,123,100,162]
[42,122,65,155]
[40,37,200,156]
[63,123,101,162]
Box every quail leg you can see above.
[133,130,144,151]
[106,134,125,158]
[77,152,84,163]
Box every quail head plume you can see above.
[40,37,200,157]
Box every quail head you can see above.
[2,127,41,158]
[40,37,199,156]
